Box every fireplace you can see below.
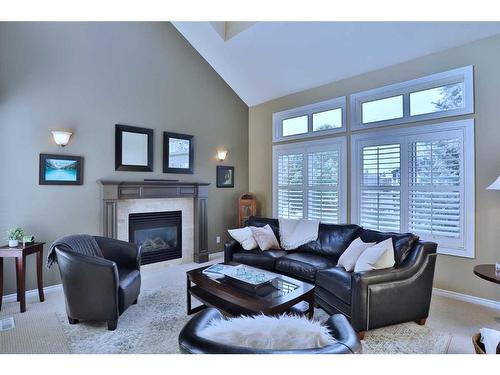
[129,210,182,265]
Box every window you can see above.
[273,137,347,224]
[351,120,475,257]
[350,66,474,130]
[273,97,346,142]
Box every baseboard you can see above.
[432,288,500,310]
[2,284,62,304]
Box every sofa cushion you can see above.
[296,224,361,259]
[359,229,418,267]
[247,217,280,242]
[232,249,286,270]
[316,267,352,305]
[118,268,141,314]
[275,252,337,281]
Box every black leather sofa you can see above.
[54,236,141,330]
[178,307,362,354]
[224,216,437,336]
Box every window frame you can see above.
[351,119,475,258]
[272,96,346,142]
[273,136,347,224]
[350,66,474,131]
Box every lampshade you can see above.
[486,175,500,190]
[51,130,72,147]
[217,150,228,161]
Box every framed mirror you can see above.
[115,124,154,172]
[163,132,194,174]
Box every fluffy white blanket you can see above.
[200,314,335,350]
[278,218,320,250]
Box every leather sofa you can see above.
[54,236,141,330]
[178,307,362,354]
[224,216,437,336]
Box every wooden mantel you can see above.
[97,180,210,263]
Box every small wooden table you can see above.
[0,242,46,313]
[473,264,500,285]
[186,263,315,318]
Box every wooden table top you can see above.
[187,263,314,313]
[473,264,500,285]
[0,242,45,257]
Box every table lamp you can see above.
[486,175,500,271]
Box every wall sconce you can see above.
[217,150,228,162]
[51,130,72,147]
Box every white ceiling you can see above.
[172,22,500,106]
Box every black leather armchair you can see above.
[178,308,362,354]
[54,236,141,330]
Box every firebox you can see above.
[129,210,182,265]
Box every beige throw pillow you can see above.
[227,227,258,250]
[250,225,281,251]
[354,238,395,273]
[337,237,376,272]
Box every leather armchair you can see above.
[55,236,141,330]
[178,308,362,354]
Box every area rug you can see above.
[57,285,452,354]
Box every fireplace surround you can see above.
[98,180,210,263]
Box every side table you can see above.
[0,242,46,313]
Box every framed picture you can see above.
[115,124,154,172]
[217,165,234,188]
[39,154,83,185]
[163,132,194,174]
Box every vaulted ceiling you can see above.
[173,22,500,107]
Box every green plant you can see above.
[7,228,26,241]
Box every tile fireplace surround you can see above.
[98,180,210,263]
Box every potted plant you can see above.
[7,228,26,247]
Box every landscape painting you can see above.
[39,154,83,185]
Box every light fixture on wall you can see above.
[51,130,72,147]
[486,174,500,272]
[217,149,228,162]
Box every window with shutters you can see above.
[273,137,347,224]
[351,119,474,257]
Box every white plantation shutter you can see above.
[277,154,304,219]
[408,137,462,243]
[273,138,346,224]
[352,120,474,257]
[308,150,340,223]
[359,144,401,232]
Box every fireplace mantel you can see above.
[97,180,210,263]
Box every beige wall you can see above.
[249,34,500,302]
[0,22,249,295]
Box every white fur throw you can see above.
[199,314,336,350]
[279,218,320,250]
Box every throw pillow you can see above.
[337,237,376,272]
[250,224,281,250]
[354,238,395,273]
[200,314,336,350]
[227,227,258,250]
[278,217,320,250]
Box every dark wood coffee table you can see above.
[186,263,315,318]
[473,264,500,285]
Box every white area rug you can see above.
[57,277,452,354]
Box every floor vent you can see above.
[0,317,15,331]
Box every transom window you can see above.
[273,137,347,224]
[351,120,475,258]
[273,97,346,142]
[351,66,473,130]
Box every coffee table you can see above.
[186,263,315,318]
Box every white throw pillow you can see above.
[278,218,319,250]
[354,238,395,273]
[250,224,281,250]
[337,237,376,272]
[200,314,336,350]
[227,227,258,250]
[480,328,500,354]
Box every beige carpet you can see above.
[1,254,498,354]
